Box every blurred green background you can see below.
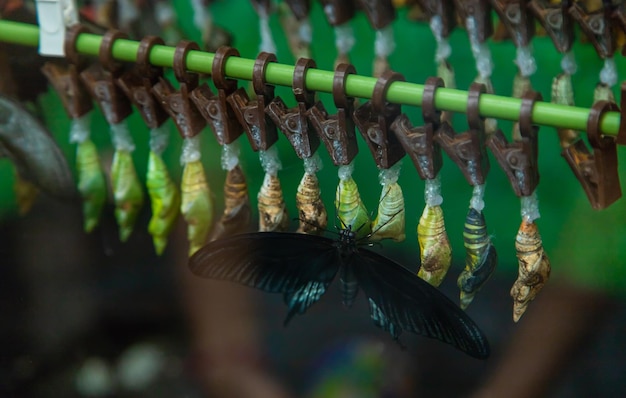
[1,0,625,295]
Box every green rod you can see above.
[0,20,621,137]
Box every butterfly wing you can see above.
[352,247,490,359]
[189,232,341,323]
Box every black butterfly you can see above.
[189,226,490,359]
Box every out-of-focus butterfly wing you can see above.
[352,247,490,359]
[189,232,341,321]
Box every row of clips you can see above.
[46,23,625,212]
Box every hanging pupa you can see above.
[152,40,213,256]
[353,70,406,241]
[370,164,405,241]
[419,1,457,123]
[180,139,214,256]
[80,30,143,242]
[318,0,357,67]
[209,141,252,240]
[42,26,106,232]
[266,57,326,235]
[435,83,496,309]
[296,155,327,235]
[278,0,313,59]
[417,178,452,287]
[258,146,289,232]
[118,36,180,255]
[392,77,452,286]
[530,0,578,147]
[336,163,370,239]
[488,91,550,321]
[355,0,396,77]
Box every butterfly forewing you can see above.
[352,247,490,359]
[189,232,341,296]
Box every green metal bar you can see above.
[0,20,621,137]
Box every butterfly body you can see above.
[189,229,490,359]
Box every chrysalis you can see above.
[181,160,214,256]
[296,155,327,235]
[457,186,498,310]
[258,146,289,232]
[180,136,215,256]
[511,219,551,322]
[551,73,579,148]
[437,61,455,124]
[76,139,107,233]
[146,156,180,255]
[370,164,405,242]
[210,142,252,240]
[278,1,312,60]
[335,163,370,239]
[110,123,144,242]
[258,173,290,232]
[417,177,452,287]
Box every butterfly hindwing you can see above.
[189,232,341,317]
[352,247,490,359]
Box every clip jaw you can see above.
[356,0,396,30]
[491,0,535,47]
[319,0,356,25]
[435,83,490,186]
[529,0,575,53]
[569,0,618,59]
[41,24,93,119]
[353,70,406,169]
[453,0,494,42]
[80,29,132,125]
[190,46,243,145]
[391,76,444,180]
[152,40,206,138]
[266,57,320,158]
[117,36,169,129]
[417,0,457,37]
[307,63,359,166]
[488,91,541,197]
[228,51,278,151]
[562,101,622,210]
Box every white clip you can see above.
[36,0,79,57]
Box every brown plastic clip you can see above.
[417,0,457,37]
[569,0,617,59]
[353,70,406,169]
[356,0,396,30]
[562,101,622,210]
[266,58,321,158]
[307,63,359,166]
[487,90,541,197]
[529,0,575,53]
[612,3,626,56]
[390,76,446,180]
[435,82,490,186]
[80,29,132,124]
[618,82,626,145]
[41,24,93,119]
[190,46,243,145]
[491,0,535,47]
[285,0,311,20]
[117,36,168,129]
[227,52,278,151]
[319,0,356,26]
[453,0,494,42]
[152,40,205,138]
